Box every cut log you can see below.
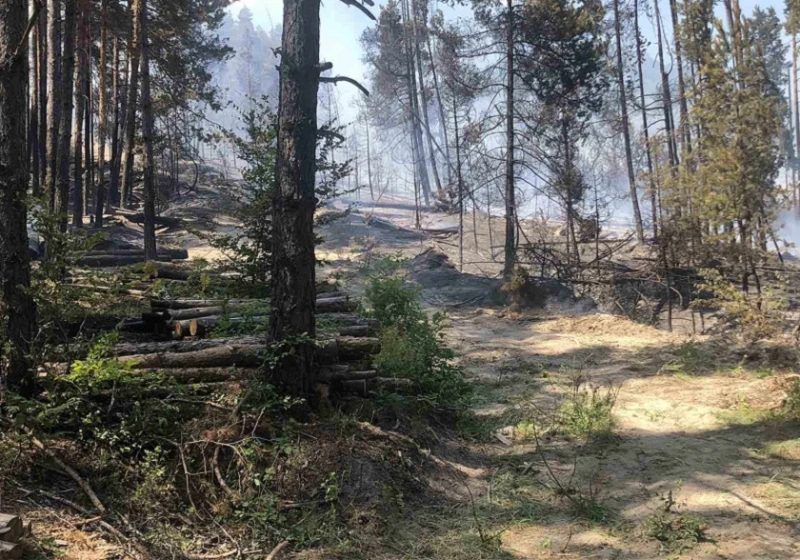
[0,540,22,560]
[77,254,172,267]
[317,337,381,362]
[149,264,192,281]
[166,303,269,321]
[339,377,415,396]
[138,367,257,383]
[110,337,264,356]
[316,296,359,313]
[81,248,189,259]
[119,344,267,369]
[317,368,377,382]
[0,514,23,544]
[116,318,150,333]
[151,298,269,309]
[336,325,377,338]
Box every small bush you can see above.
[364,259,471,412]
[642,513,707,553]
[558,381,617,442]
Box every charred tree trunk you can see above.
[139,0,156,260]
[270,0,321,397]
[45,0,61,211]
[613,0,644,243]
[0,0,38,396]
[55,0,76,232]
[794,35,800,170]
[453,97,464,272]
[502,0,516,280]
[655,0,679,172]
[668,0,691,155]
[121,0,141,209]
[427,33,453,187]
[37,7,47,189]
[95,0,108,227]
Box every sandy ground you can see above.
[322,193,800,559]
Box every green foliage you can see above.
[363,259,471,411]
[557,381,617,442]
[659,341,713,375]
[642,513,707,553]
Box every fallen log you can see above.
[149,264,192,281]
[181,313,377,339]
[316,296,359,313]
[110,337,264,356]
[336,325,377,338]
[339,377,414,396]
[317,337,381,362]
[138,367,258,383]
[77,254,172,267]
[166,303,269,321]
[188,315,269,337]
[116,318,150,333]
[81,248,189,259]
[116,211,181,229]
[317,368,377,382]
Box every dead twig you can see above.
[265,541,290,560]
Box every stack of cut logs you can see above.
[96,294,412,394]
[0,514,28,560]
[75,247,189,268]
[131,293,362,338]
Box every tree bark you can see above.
[139,0,156,260]
[655,0,679,171]
[94,0,108,227]
[270,0,321,397]
[71,0,87,228]
[668,0,691,156]
[502,0,516,280]
[427,33,453,187]
[453,97,464,271]
[45,0,60,211]
[613,0,644,243]
[0,0,38,396]
[106,29,122,212]
[794,35,800,168]
[120,0,141,209]
[55,0,76,231]
[37,5,47,191]
[28,3,40,197]
[634,0,658,239]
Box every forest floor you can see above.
[6,178,800,559]
[314,193,800,559]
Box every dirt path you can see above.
[333,197,800,559]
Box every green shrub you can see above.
[558,382,617,442]
[364,261,471,411]
[642,513,707,553]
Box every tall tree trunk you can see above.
[453,97,464,271]
[37,7,47,188]
[613,0,644,243]
[29,3,40,197]
[655,0,679,172]
[364,115,374,200]
[56,0,76,232]
[84,44,92,215]
[409,0,442,195]
[400,0,431,204]
[72,0,86,228]
[139,0,156,260]
[121,0,141,209]
[270,0,320,397]
[107,32,123,211]
[668,0,691,154]
[502,0,516,280]
[45,0,61,211]
[427,33,453,186]
[0,0,38,396]
[794,35,800,169]
[634,0,658,239]
[95,0,108,227]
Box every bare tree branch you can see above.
[337,0,376,20]
[320,75,370,96]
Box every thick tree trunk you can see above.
[55,0,76,231]
[120,0,141,209]
[139,0,156,260]
[613,0,644,243]
[95,0,108,227]
[45,0,60,211]
[0,0,38,396]
[71,0,87,228]
[634,0,658,239]
[427,33,453,187]
[270,0,321,396]
[502,0,516,280]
